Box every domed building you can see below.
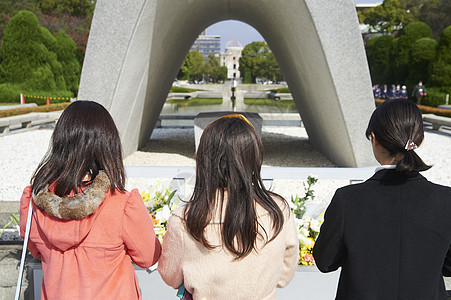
[219,40,244,80]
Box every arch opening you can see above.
[78,0,376,167]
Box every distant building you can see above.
[190,30,221,60]
[219,40,243,80]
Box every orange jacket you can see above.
[20,184,161,300]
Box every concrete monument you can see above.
[78,0,376,167]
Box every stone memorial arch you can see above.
[78,0,376,167]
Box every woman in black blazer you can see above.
[313,99,451,299]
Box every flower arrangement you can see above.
[141,176,324,265]
[290,176,323,265]
[141,186,182,242]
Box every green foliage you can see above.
[40,26,66,90]
[406,37,438,88]
[0,11,51,89]
[0,211,19,238]
[366,35,394,83]
[170,86,202,93]
[166,98,222,106]
[54,32,81,94]
[0,83,21,102]
[243,98,295,108]
[0,10,78,100]
[145,188,178,216]
[185,50,205,81]
[421,86,449,107]
[358,0,416,33]
[269,87,290,93]
[291,176,318,219]
[430,25,451,88]
[218,66,228,82]
[407,0,451,41]
[391,22,433,83]
[39,0,96,18]
[239,41,282,83]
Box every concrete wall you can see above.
[78,0,376,167]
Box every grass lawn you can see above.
[0,102,19,106]
[166,98,222,106]
[244,98,294,107]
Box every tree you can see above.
[39,0,96,18]
[0,10,78,103]
[429,25,451,88]
[205,53,220,82]
[389,22,432,83]
[406,37,437,88]
[54,32,81,93]
[239,41,281,83]
[366,34,394,84]
[0,10,56,91]
[185,50,205,81]
[406,0,451,41]
[358,0,416,33]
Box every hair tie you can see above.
[405,140,418,151]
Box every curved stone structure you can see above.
[78,0,376,167]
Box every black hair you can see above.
[365,99,431,176]
[31,101,125,196]
[184,115,287,259]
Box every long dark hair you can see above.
[365,99,431,176]
[31,101,125,196]
[184,114,287,259]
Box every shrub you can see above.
[429,25,451,87]
[54,32,81,94]
[269,87,290,93]
[366,34,394,84]
[169,86,202,93]
[0,83,21,103]
[390,22,433,83]
[0,11,56,90]
[421,87,449,107]
[406,38,438,89]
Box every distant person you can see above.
[20,101,161,299]
[313,99,451,299]
[158,114,299,299]
[372,84,381,99]
[381,84,389,100]
[400,85,409,100]
[412,80,427,104]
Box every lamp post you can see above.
[231,79,236,112]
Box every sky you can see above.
[206,0,383,52]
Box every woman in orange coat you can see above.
[20,101,161,299]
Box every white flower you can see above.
[310,219,322,232]
[300,227,310,237]
[155,205,172,223]
[288,201,297,209]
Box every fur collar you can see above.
[33,172,110,220]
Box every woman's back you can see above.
[159,197,298,300]
[324,169,451,299]
[21,183,161,299]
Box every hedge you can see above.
[269,87,290,93]
[0,102,71,118]
[170,86,202,93]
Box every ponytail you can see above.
[396,150,431,177]
[366,99,431,177]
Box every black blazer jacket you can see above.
[313,169,451,300]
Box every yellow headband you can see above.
[212,114,254,128]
